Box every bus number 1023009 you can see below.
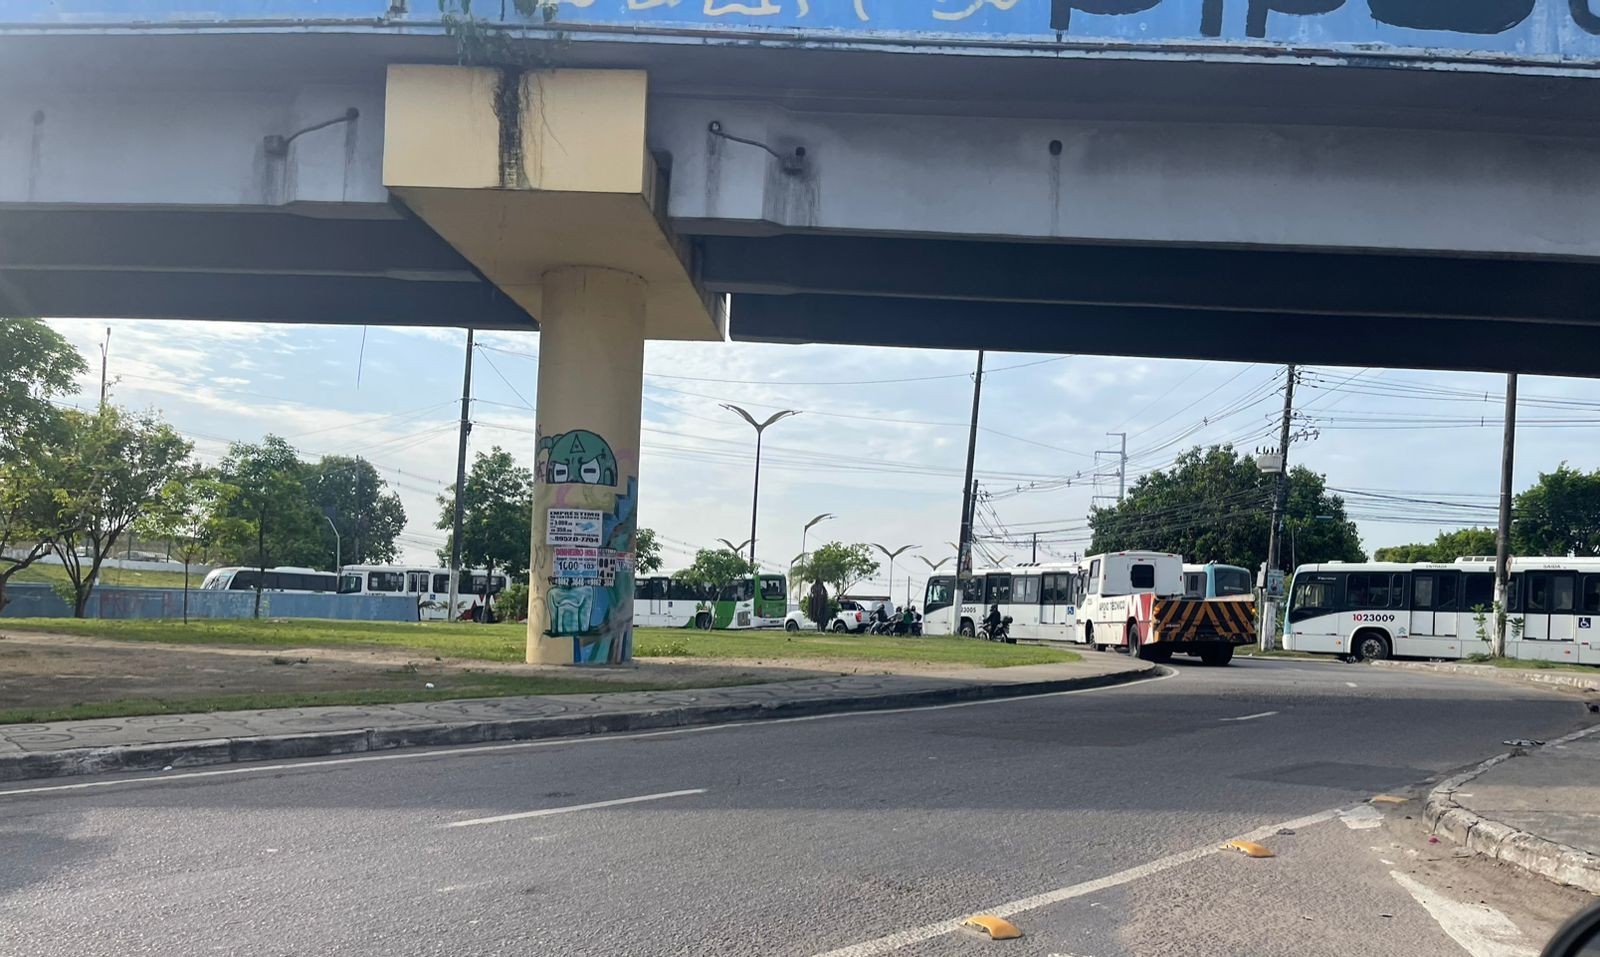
[1351,613,1397,623]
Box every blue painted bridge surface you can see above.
[5,0,1600,69]
[0,582,420,622]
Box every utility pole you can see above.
[98,327,111,409]
[1032,532,1039,563]
[1261,363,1298,651]
[957,351,985,579]
[447,328,474,621]
[1493,373,1518,658]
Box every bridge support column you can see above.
[527,266,646,665]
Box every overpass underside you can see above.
[4,32,1600,375]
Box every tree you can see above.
[0,317,87,461]
[1513,465,1600,557]
[1088,445,1364,569]
[1374,527,1497,563]
[635,527,662,575]
[217,435,320,618]
[0,457,72,613]
[793,541,879,598]
[46,407,192,617]
[677,548,757,610]
[304,456,406,568]
[435,447,533,587]
[135,471,245,623]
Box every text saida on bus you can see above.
[1078,551,1256,665]
[922,562,1083,642]
[1284,556,1600,665]
[633,572,788,630]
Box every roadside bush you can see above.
[495,583,529,622]
[635,634,690,657]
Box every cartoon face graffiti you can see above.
[539,430,618,487]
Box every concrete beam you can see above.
[700,235,1600,324]
[729,294,1600,378]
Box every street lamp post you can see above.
[801,513,835,563]
[717,538,754,558]
[321,510,341,574]
[722,404,799,602]
[871,544,919,609]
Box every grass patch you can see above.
[1463,653,1599,674]
[633,630,1079,668]
[0,619,1079,668]
[0,671,784,725]
[13,563,195,589]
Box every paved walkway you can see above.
[1429,724,1600,893]
[0,656,1151,781]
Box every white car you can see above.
[784,601,870,633]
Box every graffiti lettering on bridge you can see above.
[1047,0,1563,37]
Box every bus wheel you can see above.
[1353,630,1391,662]
[959,618,975,638]
[695,612,713,631]
[785,619,799,633]
[1199,644,1234,666]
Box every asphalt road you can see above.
[2,658,1595,957]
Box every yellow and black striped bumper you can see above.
[1151,598,1257,645]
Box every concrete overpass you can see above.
[4,0,1600,663]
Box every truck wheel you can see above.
[959,618,975,638]
[1199,644,1235,666]
[1353,630,1391,662]
[785,619,799,633]
[832,621,847,633]
[1127,621,1146,659]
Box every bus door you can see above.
[1040,573,1074,638]
[1408,572,1460,638]
[1522,571,1554,640]
[406,570,430,595]
[1528,571,1578,642]
[1009,575,1040,639]
[1285,572,1342,653]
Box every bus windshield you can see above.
[1214,566,1253,596]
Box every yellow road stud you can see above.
[961,915,1022,940]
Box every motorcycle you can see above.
[978,615,1014,644]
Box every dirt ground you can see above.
[0,631,961,710]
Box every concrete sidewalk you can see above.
[1428,724,1600,894]
[0,656,1153,783]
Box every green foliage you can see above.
[45,406,193,616]
[792,541,879,598]
[0,457,74,611]
[435,446,533,579]
[304,456,407,567]
[217,436,324,606]
[0,317,87,461]
[676,548,757,600]
[1088,445,1364,569]
[1512,464,1600,556]
[437,0,560,66]
[134,470,246,621]
[1373,527,1498,563]
[495,582,530,622]
[635,527,663,575]
[634,633,690,657]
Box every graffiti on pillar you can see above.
[540,476,640,664]
[538,430,619,487]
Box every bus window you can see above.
[1289,576,1338,621]
[760,577,786,600]
[433,574,452,593]
[667,579,701,601]
[368,571,404,593]
[984,574,1012,605]
[1041,574,1066,604]
[1087,559,1100,584]
[925,576,955,613]
[407,571,430,594]
[1183,573,1205,599]
[960,576,983,604]
[1347,572,1394,608]
[1413,574,1435,609]
[1527,573,1549,613]
[1553,573,1576,613]
[338,574,363,594]
[1463,573,1494,611]
[719,579,754,602]
[1013,575,1040,604]
[1214,567,1252,596]
[230,570,260,591]
[1584,575,1600,614]
[1129,563,1155,589]
[1436,573,1460,611]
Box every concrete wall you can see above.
[0,583,419,621]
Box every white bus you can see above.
[922,562,1082,642]
[200,566,338,594]
[1284,556,1600,665]
[337,565,508,622]
[633,573,788,630]
[1182,563,1255,599]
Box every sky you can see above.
[41,316,1600,602]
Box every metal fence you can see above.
[0,582,419,621]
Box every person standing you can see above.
[807,579,830,633]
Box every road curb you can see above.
[0,664,1157,784]
[1425,723,1600,895]
[1371,658,1600,693]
